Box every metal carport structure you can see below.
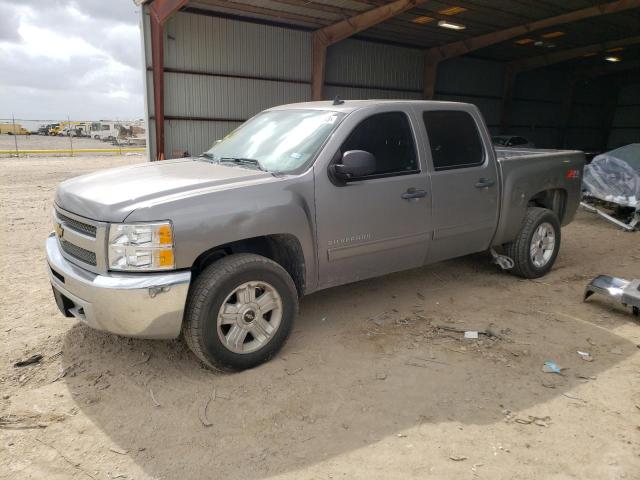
[136,0,640,160]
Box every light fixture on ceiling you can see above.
[605,56,621,62]
[606,47,624,53]
[514,38,535,45]
[541,31,565,39]
[437,20,466,30]
[438,6,467,15]
[412,15,434,25]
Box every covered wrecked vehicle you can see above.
[581,143,640,231]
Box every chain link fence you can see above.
[0,116,147,157]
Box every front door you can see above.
[314,109,432,289]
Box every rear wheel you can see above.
[505,207,561,279]
[183,254,298,371]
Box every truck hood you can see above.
[55,158,274,222]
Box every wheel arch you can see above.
[528,188,567,223]
[191,234,307,297]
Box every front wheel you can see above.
[183,254,298,371]
[505,207,561,279]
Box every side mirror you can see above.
[330,150,376,183]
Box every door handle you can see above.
[475,178,495,188]
[401,188,427,200]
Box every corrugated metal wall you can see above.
[143,8,616,158]
[146,10,312,158]
[324,39,423,100]
[609,82,640,148]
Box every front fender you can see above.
[126,172,318,292]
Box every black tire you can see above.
[505,207,561,279]
[183,253,298,371]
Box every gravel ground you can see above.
[0,134,145,155]
[1,156,639,480]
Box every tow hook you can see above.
[149,285,171,298]
[490,248,514,270]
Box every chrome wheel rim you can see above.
[216,281,283,354]
[530,222,556,268]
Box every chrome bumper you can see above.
[584,274,640,316]
[46,233,191,339]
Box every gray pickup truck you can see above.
[47,100,584,370]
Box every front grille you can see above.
[60,239,97,266]
[57,212,96,237]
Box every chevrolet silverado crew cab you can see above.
[47,100,584,370]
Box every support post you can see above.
[310,0,422,101]
[311,34,327,101]
[423,52,440,100]
[150,14,165,160]
[149,0,189,160]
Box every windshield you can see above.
[204,109,345,173]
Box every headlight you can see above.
[108,221,175,271]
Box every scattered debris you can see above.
[396,433,407,438]
[515,415,551,427]
[51,366,69,383]
[609,347,624,355]
[199,389,216,427]
[14,354,43,367]
[577,351,594,362]
[449,454,468,461]
[562,392,587,403]
[0,412,66,430]
[434,324,502,340]
[129,352,151,368]
[109,447,128,455]
[0,414,46,430]
[464,331,479,340]
[405,357,449,368]
[375,372,387,380]
[542,361,564,374]
[584,275,640,316]
[285,367,303,376]
[369,312,390,327]
[37,438,97,479]
[149,388,161,408]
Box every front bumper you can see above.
[46,233,191,339]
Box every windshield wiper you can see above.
[199,152,215,161]
[219,157,266,171]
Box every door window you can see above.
[422,110,484,171]
[341,112,418,177]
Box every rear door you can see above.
[314,107,432,289]
[417,106,499,263]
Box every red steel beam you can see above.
[149,0,188,160]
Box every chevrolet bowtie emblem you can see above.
[55,222,64,239]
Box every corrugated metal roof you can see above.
[181,0,640,68]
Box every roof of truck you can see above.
[268,100,474,113]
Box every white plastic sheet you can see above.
[582,144,640,208]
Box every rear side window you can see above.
[512,137,528,146]
[341,112,418,176]
[422,111,484,171]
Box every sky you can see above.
[0,0,144,122]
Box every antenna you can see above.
[332,96,344,105]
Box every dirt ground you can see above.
[1,156,639,480]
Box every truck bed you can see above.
[495,147,579,160]
[491,147,585,246]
